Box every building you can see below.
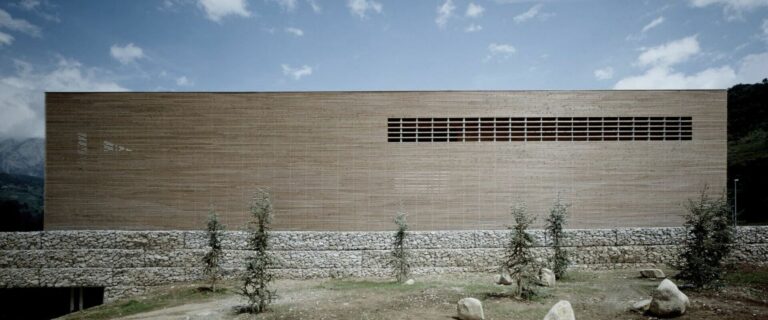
[44,91,726,231]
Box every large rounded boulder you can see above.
[543,300,575,320]
[649,279,690,317]
[456,297,484,320]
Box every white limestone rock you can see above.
[457,297,484,320]
[543,300,575,320]
[649,279,690,317]
[539,268,556,287]
[640,268,666,279]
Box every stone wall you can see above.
[1,227,766,302]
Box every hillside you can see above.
[0,138,44,178]
[0,172,43,231]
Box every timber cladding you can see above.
[44,91,726,231]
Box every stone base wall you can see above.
[1,227,766,302]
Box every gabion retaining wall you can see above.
[1,227,766,302]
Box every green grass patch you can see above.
[62,286,228,320]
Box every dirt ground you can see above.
[63,268,768,320]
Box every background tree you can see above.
[674,187,734,288]
[503,202,538,299]
[202,208,225,292]
[546,195,570,280]
[390,211,411,283]
[239,189,276,313]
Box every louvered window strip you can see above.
[387,117,692,142]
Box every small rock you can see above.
[640,269,666,279]
[649,279,690,317]
[457,297,484,320]
[496,273,513,285]
[543,300,575,320]
[405,279,415,285]
[539,268,556,287]
[631,299,651,313]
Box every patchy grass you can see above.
[61,284,230,320]
[63,267,768,320]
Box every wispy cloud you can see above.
[307,0,322,13]
[0,8,42,37]
[464,24,482,32]
[689,0,768,20]
[0,31,13,46]
[198,0,250,22]
[513,4,548,23]
[110,43,145,64]
[347,0,382,19]
[593,67,614,80]
[485,43,516,61]
[176,76,192,86]
[0,58,125,138]
[641,16,665,33]
[637,35,699,67]
[466,2,484,18]
[281,64,313,80]
[435,0,456,28]
[285,27,304,37]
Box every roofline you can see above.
[45,89,728,94]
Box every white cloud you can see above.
[0,8,41,37]
[198,0,250,22]
[736,52,768,83]
[641,16,664,33]
[594,67,614,80]
[271,0,298,11]
[762,19,768,40]
[0,58,126,138]
[485,43,516,61]
[466,2,485,18]
[513,4,542,23]
[347,0,382,19]
[465,24,483,32]
[307,0,322,13]
[19,0,40,11]
[435,0,456,28]
[0,31,13,46]
[689,0,768,20]
[285,27,304,36]
[637,35,700,67]
[614,65,737,89]
[110,43,145,64]
[281,64,313,80]
[176,76,192,86]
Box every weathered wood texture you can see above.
[44,91,726,231]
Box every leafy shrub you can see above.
[674,187,734,288]
[239,189,277,313]
[202,208,225,292]
[390,211,411,283]
[503,202,539,299]
[545,195,570,280]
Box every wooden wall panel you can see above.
[44,91,726,231]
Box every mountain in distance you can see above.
[0,138,44,178]
[0,138,45,231]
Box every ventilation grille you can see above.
[387,117,692,142]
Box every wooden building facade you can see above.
[44,91,726,230]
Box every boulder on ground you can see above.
[539,268,556,287]
[404,279,414,285]
[496,272,513,285]
[640,269,666,279]
[543,300,575,320]
[456,297,484,320]
[649,279,690,317]
[630,298,651,313]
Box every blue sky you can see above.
[1,0,767,138]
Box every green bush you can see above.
[389,211,411,283]
[545,195,570,280]
[239,189,277,313]
[503,202,539,299]
[674,187,734,288]
[202,208,225,292]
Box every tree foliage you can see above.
[545,195,570,280]
[674,187,734,289]
[390,211,411,283]
[202,208,225,292]
[239,189,276,314]
[503,202,538,299]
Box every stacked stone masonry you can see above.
[1,227,766,302]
